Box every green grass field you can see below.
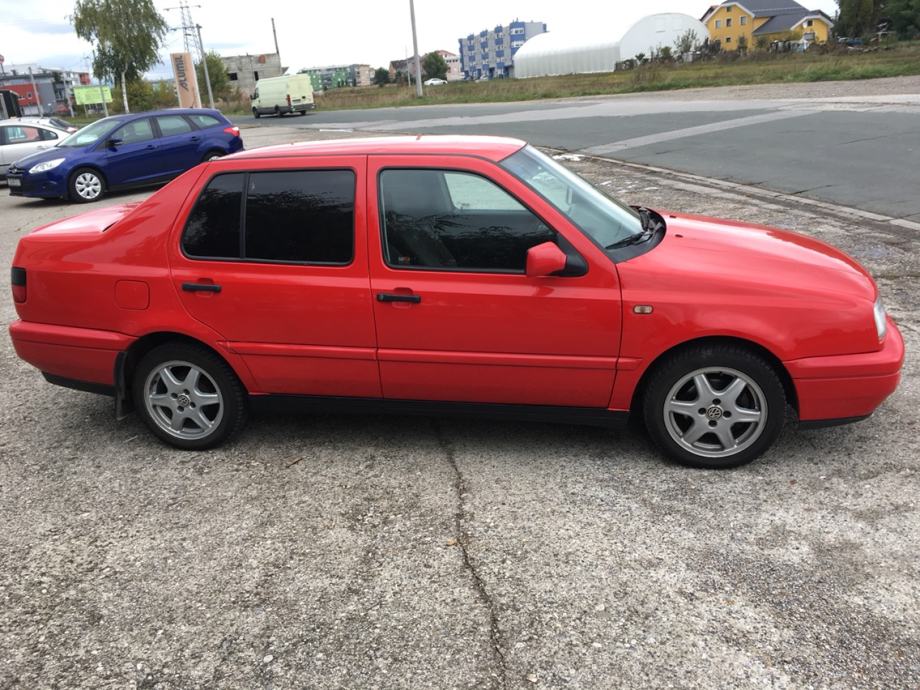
[314,43,920,111]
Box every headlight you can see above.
[873,297,887,340]
[28,158,65,174]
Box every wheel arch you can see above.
[117,331,250,413]
[629,335,798,417]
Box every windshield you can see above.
[57,118,118,148]
[501,146,643,248]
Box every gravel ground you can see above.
[0,129,917,689]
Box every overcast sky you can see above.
[1,0,840,79]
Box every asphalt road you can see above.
[1,130,918,688]
[237,78,920,223]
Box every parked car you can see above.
[8,136,903,468]
[0,119,70,178]
[251,74,315,118]
[6,108,243,202]
[424,78,448,86]
[14,116,79,133]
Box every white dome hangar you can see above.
[513,13,709,79]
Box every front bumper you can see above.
[786,317,904,423]
[6,166,68,199]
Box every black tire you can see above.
[202,149,225,163]
[253,108,261,119]
[273,106,281,117]
[132,342,247,450]
[642,344,786,469]
[68,167,106,203]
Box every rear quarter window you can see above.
[188,114,222,129]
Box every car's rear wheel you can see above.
[69,168,105,203]
[642,345,786,469]
[274,106,281,117]
[133,343,247,450]
[202,149,225,162]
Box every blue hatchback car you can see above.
[7,108,243,202]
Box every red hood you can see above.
[635,212,877,303]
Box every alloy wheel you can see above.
[144,360,224,440]
[663,367,767,459]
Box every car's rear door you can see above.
[169,155,380,397]
[0,125,50,174]
[152,114,201,175]
[103,117,161,185]
[367,154,622,407]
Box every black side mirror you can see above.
[106,137,123,149]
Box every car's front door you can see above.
[367,155,622,408]
[169,155,380,397]
[103,117,160,185]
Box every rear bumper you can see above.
[786,318,904,422]
[9,320,135,388]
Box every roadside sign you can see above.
[73,85,113,105]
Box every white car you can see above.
[0,120,70,179]
[424,78,447,86]
[14,116,78,133]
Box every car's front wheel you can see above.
[642,344,786,469]
[133,343,247,450]
[252,107,260,119]
[69,168,105,203]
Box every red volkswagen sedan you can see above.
[8,137,903,468]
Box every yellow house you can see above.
[701,0,834,51]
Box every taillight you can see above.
[223,126,240,137]
[11,266,26,303]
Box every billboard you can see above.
[73,85,113,106]
[171,52,201,108]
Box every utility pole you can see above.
[28,66,44,116]
[408,0,423,98]
[271,17,280,62]
[196,23,215,109]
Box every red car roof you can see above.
[230,135,527,162]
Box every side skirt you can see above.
[251,394,630,429]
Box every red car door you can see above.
[367,154,622,407]
[169,155,381,397]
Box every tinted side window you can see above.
[40,128,59,141]
[380,169,555,272]
[244,170,354,264]
[182,173,244,259]
[188,114,222,129]
[156,115,193,137]
[4,126,41,144]
[116,119,155,144]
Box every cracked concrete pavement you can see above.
[1,125,918,688]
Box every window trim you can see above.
[180,167,358,267]
[376,166,584,277]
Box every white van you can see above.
[251,74,315,118]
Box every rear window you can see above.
[182,173,243,259]
[188,114,222,129]
[181,170,355,265]
[245,170,354,264]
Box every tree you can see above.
[885,0,920,38]
[658,45,673,61]
[373,67,390,87]
[72,0,168,113]
[421,51,448,80]
[737,35,749,53]
[196,51,232,101]
[674,29,701,55]
[836,0,883,37]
